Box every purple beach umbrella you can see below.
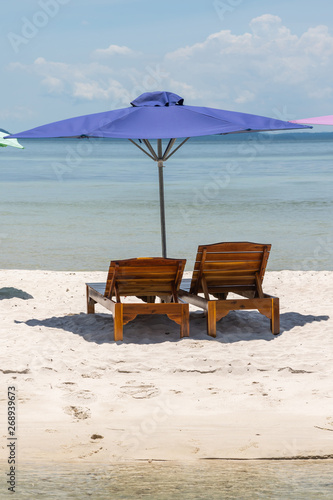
[6,91,310,257]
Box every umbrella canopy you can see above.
[290,115,333,125]
[7,91,308,140]
[0,128,23,149]
[6,91,310,257]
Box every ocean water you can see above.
[2,460,333,499]
[0,133,332,271]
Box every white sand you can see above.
[0,269,332,464]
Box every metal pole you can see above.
[157,139,167,258]
[129,137,191,259]
[158,159,167,258]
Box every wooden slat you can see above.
[205,275,256,288]
[115,268,180,277]
[116,281,174,287]
[198,272,257,280]
[114,257,179,264]
[193,274,257,283]
[120,292,167,297]
[197,242,271,253]
[116,287,174,295]
[192,260,262,271]
[196,285,256,295]
[193,252,267,263]
[115,278,176,285]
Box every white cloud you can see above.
[164,14,333,111]
[73,82,110,100]
[249,14,295,40]
[234,90,255,104]
[41,76,64,94]
[93,44,135,57]
[0,106,35,122]
[167,79,198,99]
[9,55,169,108]
[10,57,131,105]
[73,79,126,101]
[8,15,333,117]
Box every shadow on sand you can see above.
[16,309,330,345]
[0,287,33,300]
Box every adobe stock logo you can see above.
[7,0,71,54]
[213,0,243,22]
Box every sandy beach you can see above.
[1,269,332,464]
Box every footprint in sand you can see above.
[78,447,103,459]
[59,381,77,388]
[120,384,159,399]
[71,390,97,401]
[60,384,97,403]
[64,406,91,420]
[81,372,102,379]
[208,387,219,394]
[239,440,259,451]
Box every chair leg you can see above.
[271,297,280,335]
[113,303,123,341]
[180,304,190,338]
[86,287,95,314]
[207,301,217,338]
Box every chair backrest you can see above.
[189,242,271,297]
[104,257,186,301]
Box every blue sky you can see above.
[2,0,333,132]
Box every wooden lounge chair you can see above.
[179,242,280,337]
[86,257,189,341]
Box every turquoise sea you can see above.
[0,132,332,271]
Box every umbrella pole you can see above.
[131,138,167,257]
[132,137,189,259]
[158,159,167,258]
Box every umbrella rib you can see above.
[143,139,159,160]
[162,138,176,160]
[128,139,156,161]
[164,137,190,161]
